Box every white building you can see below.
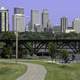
[12,8,25,32]
[72,17,80,33]
[66,29,75,33]
[42,9,49,31]
[31,10,41,32]
[0,7,9,32]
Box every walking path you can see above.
[17,62,47,80]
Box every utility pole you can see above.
[15,31,18,62]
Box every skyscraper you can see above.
[14,8,24,14]
[31,10,41,32]
[42,9,49,31]
[12,8,25,32]
[60,17,68,33]
[72,17,80,33]
[0,7,9,32]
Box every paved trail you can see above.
[17,62,47,80]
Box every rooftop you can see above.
[0,7,7,10]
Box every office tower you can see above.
[12,8,25,32]
[31,10,41,32]
[0,7,9,32]
[14,8,24,14]
[42,9,49,31]
[44,19,53,32]
[28,21,32,31]
[25,17,30,31]
[47,19,53,32]
[25,17,32,32]
[72,17,80,33]
[60,17,68,33]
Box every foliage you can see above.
[48,42,57,61]
[1,47,12,58]
[55,32,78,39]
[0,32,79,40]
[60,49,69,63]
[19,32,54,40]
[2,32,15,40]
[0,32,80,59]
[24,61,80,80]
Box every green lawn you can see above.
[23,60,80,80]
[44,63,80,80]
[0,62,26,80]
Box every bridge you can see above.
[0,32,80,57]
[0,39,80,55]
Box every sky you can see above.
[0,0,80,30]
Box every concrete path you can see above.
[17,62,47,80]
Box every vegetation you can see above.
[19,32,80,40]
[0,32,79,59]
[55,32,78,39]
[24,60,80,80]
[1,47,12,58]
[2,32,15,40]
[0,62,26,80]
[48,42,57,62]
[60,49,69,63]
[0,31,79,40]
[44,63,80,80]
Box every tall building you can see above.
[31,10,41,32]
[14,8,24,14]
[42,9,49,31]
[60,17,68,33]
[0,7,9,32]
[12,8,25,32]
[72,17,80,33]
[47,19,53,32]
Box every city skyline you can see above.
[1,7,80,33]
[0,0,80,29]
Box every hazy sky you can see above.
[0,0,80,29]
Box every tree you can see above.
[48,42,57,63]
[1,47,12,58]
[60,49,69,63]
[2,32,15,40]
[0,32,15,58]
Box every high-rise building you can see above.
[42,9,49,31]
[60,17,68,33]
[31,10,41,32]
[14,8,24,14]
[47,19,53,32]
[0,7,9,32]
[72,17,80,33]
[12,8,25,32]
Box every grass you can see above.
[22,60,80,80]
[44,63,80,80]
[0,62,27,80]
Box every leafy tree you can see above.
[2,32,15,40]
[55,32,78,39]
[1,47,12,58]
[60,49,69,63]
[48,42,57,63]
